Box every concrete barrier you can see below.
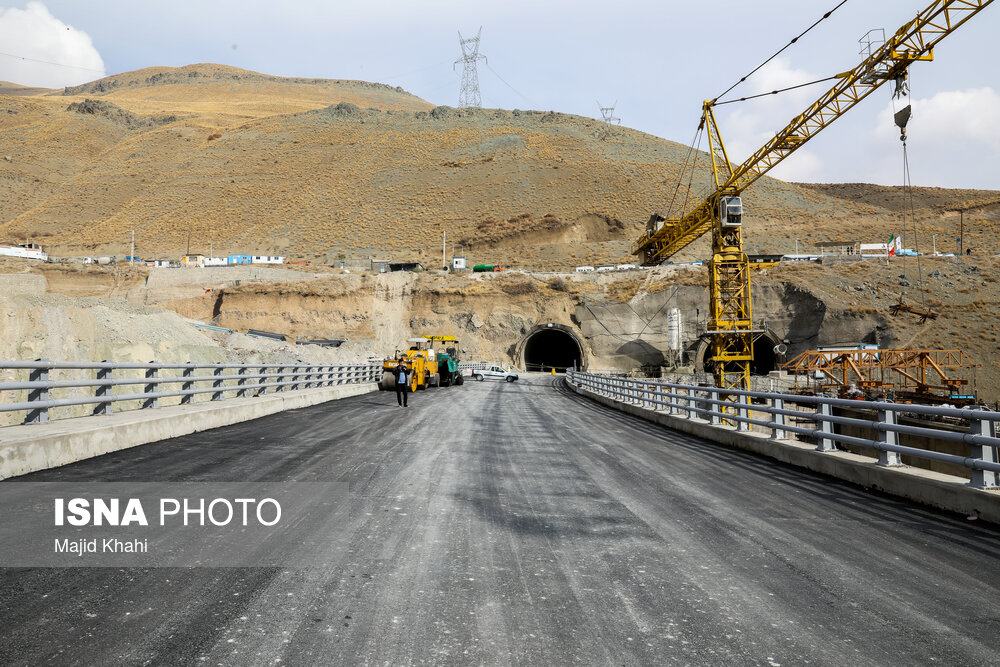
[568,379,1000,524]
[0,383,376,479]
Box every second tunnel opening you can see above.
[523,329,583,372]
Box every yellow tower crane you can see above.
[633,0,993,394]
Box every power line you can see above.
[0,50,104,75]
[713,74,841,106]
[714,0,850,104]
[485,62,536,107]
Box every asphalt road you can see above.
[2,375,1000,665]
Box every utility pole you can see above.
[454,28,487,108]
[442,230,447,271]
[959,208,965,255]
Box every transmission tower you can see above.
[597,100,620,125]
[454,27,487,108]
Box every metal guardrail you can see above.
[0,360,381,425]
[567,370,1000,489]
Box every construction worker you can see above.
[395,360,411,407]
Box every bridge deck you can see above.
[2,375,999,664]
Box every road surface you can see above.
[2,375,999,665]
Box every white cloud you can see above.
[863,87,1000,188]
[0,2,104,88]
[714,57,827,182]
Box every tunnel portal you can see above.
[698,333,781,376]
[751,337,778,376]
[522,327,584,372]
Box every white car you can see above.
[471,365,519,382]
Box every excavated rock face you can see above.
[10,258,996,401]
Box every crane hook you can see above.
[894,104,912,142]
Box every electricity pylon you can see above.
[455,27,487,108]
[597,100,620,125]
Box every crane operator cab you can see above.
[719,196,743,228]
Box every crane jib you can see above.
[632,0,993,393]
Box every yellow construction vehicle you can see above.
[380,337,440,392]
[634,0,993,396]
[421,335,465,387]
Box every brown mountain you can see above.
[0,63,996,268]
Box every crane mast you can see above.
[634,0,993,392]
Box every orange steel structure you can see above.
[782,348,976,402]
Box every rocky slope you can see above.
[5,258,995,403]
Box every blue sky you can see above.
[1,0,997,189]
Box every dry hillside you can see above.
[3,63,995,269]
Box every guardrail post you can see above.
[276,366,285,392]
[770,397,786,440]
[257,366,268,396]
[24,359,50,424]
[212,366,224,401]
[180,363,194,404]
[669,387,681,415]
[93,361,113,415]
[142,363,158,409]
[877,408,902,466]
[737,394,751,431]
[709,389,721,425]
[969,416,999,489]
[236,366,248,398]
[816,403,837,452]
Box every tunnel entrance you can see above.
[751,336,778,376]
[696,332,781,376]
[522,327,583,372]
